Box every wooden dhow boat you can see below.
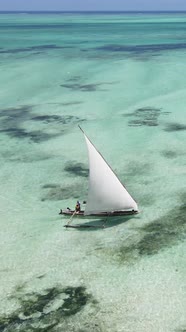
[60,126,138,222]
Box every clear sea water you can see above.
[0,11,186,332]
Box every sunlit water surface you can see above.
[0,11,186,332]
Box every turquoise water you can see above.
[0,12,186,331]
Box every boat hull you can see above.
[59,209,138,217]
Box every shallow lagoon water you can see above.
[0,12,186,332]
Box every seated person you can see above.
[75,201,81,213]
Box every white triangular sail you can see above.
[82,131,138,215]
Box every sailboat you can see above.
[60,126,138,218]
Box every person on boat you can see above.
[75,201,81,213]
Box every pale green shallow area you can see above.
[0,12,186,332]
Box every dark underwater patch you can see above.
[0,127,59,143]
[66,75,82,82]
[161,150,179,159]
[0,106,33,140]
[60,83,101,92]
[123,107,170,127]
[136,230,177,256]
[41,183,84,201]
[60,80,117,92]
[45,101,83,106]
[31,115,63,123]
[0,44,74,54]
[42,184,60,189]
[94,42,186,55]
[0,286,93,331]
[115,200,186,263]
[0,127,31,139]
[61,101,83,106]
[30,44,73,50]
[124,160,153,176]
[163,123,186,132]
[31,114,82,125]
[64,161,88,177]
[41,184,67,201]
[0,105,32,122]
[60,77,118,92]
[0,23,76,30]
[0,150,51,163]
[128,107,161,127]
[0,105,85,143]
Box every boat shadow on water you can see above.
[63,215,140,231]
